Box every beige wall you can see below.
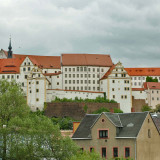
[74,113,135,159]
[137,114,160,160]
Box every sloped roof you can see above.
[101,65,115,80]
[61,54,113,67]
[125,68,160,76]
[28,55,61,69]
[2,50,61,69]
[151,113,160,134]
[143,82,160,90]
[117,112,148,137]
[0,58,25,74]
[72,114,99,139]
[72,112,149,139]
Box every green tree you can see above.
[141,105,152,112]
[113,108,123,113]
[154,104,160,112]
[146,76,158,82]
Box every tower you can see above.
[8,37,12,58]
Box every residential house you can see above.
[72,112,160,160]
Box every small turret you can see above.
[8,37,12,58]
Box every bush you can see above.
[92,107,110,114]
[52,96,117,103]
[146,76,158,82]
[141,105,152,112]
[114,108,123,113]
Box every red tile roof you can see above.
[132,88,144,91]
[100,65,116,80]
[0,58,25,74]
[125,68,160,76]
[28,55,61,69]
[61,54,113,67]
[143,82,160,90]
[2,50,61,69]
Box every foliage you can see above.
[92,107,110,114]
[70,151,103,160]
[83,104,88,113]
[108,158,134,160]
[141,105,152,112]
[154,104,160,112]
[113,108,123,113]
[52,96,117,103]
[146,76,158,82]
[51,117,76,130]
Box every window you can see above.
[69,80,71,84]
[65,87,67,90]
[57,82,59,85]
[93,68,95,72]
[73,74,75,78]
[77,74,79,78]
[65,80,67,84]
[65,74,67,78]
[36,98,39,101]
[93,87,95,91]
[157,91,159,94]
[81,74,83,78]
[88,68,90,72]
[81,80,83,84]
[90,147,94,152]
[23,68,26,71]
[85,74,87,78]
[57,76,59,78]
[77,67,79,72]
[65,68,67,72]
[36,89,39,92]
[77,80,79,84]
[28,62,30,65]
[93,80,95,84]
[77,87,79,90]
[102,147,106,158]
[125,147,130,158]
[97,80,99,84]
[28,67,30,71]
[36,81,39,85]
[112,88,114,91]
[73,68,75,72]
[84,67,87,71]
[139,77,141,80]
[24,62,26,65]
[85,86,87,90]
[97,87,99,90]
[69,87,71,90]
[97,74,99,78]
[73,87,75,90]
[85,80,87,84]
[97,68,99,72]
[7,75,10,79]
[88,74,91,78]
[2,75,5,79]
[22,82,24,87]
[11,75,14,79]
[101,68,104,72]
[38,74,40,77]
[89,80,91,83]
[152,91,154,93]
[152,97,154,101]
[148,129,151,138]
[113,147,118,158]
[125,95,127,99]
[69,74,71,78]
[80,148,84,152]
[80,67,83,72]
[115,74,118,77]
[139,82,141,86]
[157,97,159,101]
[45,71,47,73]
[25,75,27,79]
[134,82,137,86]
[121,95,123,99]
[113,95,115,98]
[69,68,71,71]
[134,77,136,80]
[81,86,83,90]
[112,80,115,83]
[73,80,75,84]
[17,75,19,79]
[30,90,32,93]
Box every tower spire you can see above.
[8,35,12,58]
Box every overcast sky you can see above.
[0,0,160,67]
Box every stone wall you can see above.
[132,96,148,112]
[45,102,120,120]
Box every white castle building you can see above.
[1,41,160,112]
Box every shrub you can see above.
[114,108,123,113]
[92,107,110,114]
[141,105,152,112]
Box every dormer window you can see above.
[24,62,26,65]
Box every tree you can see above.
[146,76,158,82]
[92,107,110,114]
[141,105,152,112]
[0,80,78,160]
[154,104,160,112]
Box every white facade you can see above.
[46,89,104,102]
[0,50,7,59]
[100,62,132,113]
[61,66,109,91]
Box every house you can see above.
[72,112,160,160]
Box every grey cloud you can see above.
[0,0,160,67]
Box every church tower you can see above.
[8,37,12,58]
